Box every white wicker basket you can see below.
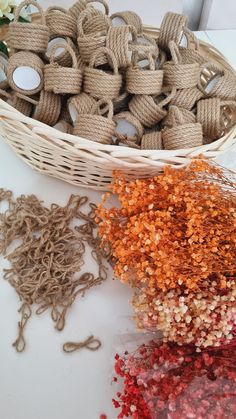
[0,24,236,190]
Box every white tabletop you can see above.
[0,31,236,419]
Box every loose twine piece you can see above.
[63,335,101,352]
[126,53,163,95]
[0,189,109,352]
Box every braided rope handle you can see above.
[156,87,177,108]
[49,43,78,69]
[168,41,182,65]
[77,6,104,37]
[132,50,157,71]
[14,0,46,24]
[46,6,68,14]
[86,0,109,15]
[89,46,119,74]
[15,92,39,106]
[91,98,114,119]
[183,27,199,50]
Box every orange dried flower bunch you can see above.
[97,160,236,348]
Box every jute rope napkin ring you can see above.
[67,92,97,123]
[158,12,188,50]
[163,41,200,89]
[196,97,236,140]
[170,86,204,110]
[7,51,44,95]
[31,90,61,126]
[106,25,137,68]
[197,62,236,100]
[9,0,49,53]
[129,87,176,127]
[45,37,78,68]
[129,34,158,60]
[126,53,163,95]
[164,105,196,128]
[141,131,163,150]
[77,7,107,65]
[46,6,77,40]
[68,0,109,20]
[1,91,33,116]
[82,9,111,35]
[73,98,116,144]
[113,111,144,145]
[44,44,82,95]
[179,46,206,66]
[110,10,143,34]
[84,46,122,99]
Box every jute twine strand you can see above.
[179,46,206,65]
[73,99,115,144]
[33,90,61,126]
[9,92,34,116]
[208,70,236,100]
[7,51,44,95]
[111,10,143,34]
[13,303,32,352]
[44,44,82,95]
[171,86,203,110]
[158,12,188,50]
[113,111,144,144]
[46,6,77,40]
[163,41,200,89]
[196,98,222,140]
[68,93,96,119]
[163,122,203,149]
[141,131,163,150]
[106,25,136,68]
[126,53,163,95]
[63,335,101,352]
[164,105,196,128]
[84,47,122,99]
[9,0,49,53]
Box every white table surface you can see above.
[0,30,236,419]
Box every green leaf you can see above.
[0,17,10,26]
[0,41,9,57]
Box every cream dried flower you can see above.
[0,0,29,21]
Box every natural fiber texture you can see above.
[141,131,163,150]
[106,25,135,68]
[209,69,236,100]
[158,12,188,50]
[126,55,163,95]
[111,10,143,34]
[46,6,77,40]
[46,37,78,68]
[33,90,61,126]
[113,111,144,144]
[63,335,101,352]
[84,47,122,99]
[68,93,96,121]
[170,86,203,110]
[9,0,49,53]
[68,0,87,19]
[164,105,196,128]
[9,92,33,117]
[163,122,203,149]
[82,10,111,35]
[73,99,115,144]
[0,60,8,90]
[179,46,206,65]
[0,190,108,351]
[196,98,222,140]
[44,44,82,94]
[129,35,158,60]
[7,51,44,95]
[113,91,130,113]
[163,41,200,89]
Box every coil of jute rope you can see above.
[163,41,200,89]
[82,9,111,35]
[126,52,163,95]
[163,105,196,128]
[67,92,97,123]
[45,37,79,68]
[162,122,203,149]
[8,92,34,116]
[170,85,204,110]
[106,25,137,68]
[0,60,8,91]
[111,10,143,34]
[46,6,77,40]
[73,98,116,144]
[44,43,82,95]
[84,47,122,99]
[141,131,163,150]
[68,0,109,20]
[32,90,61,126]
[158,12,188,51]
[129,88,176,127]
[8,0,49,53]
[7,51,44,95]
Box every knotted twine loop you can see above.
[63,335,101,353]
[73,98,115,144]
[128,88,176,127]
[77,8,107,65]
[158,12,188,51]
[163,41,200,89]
[141,131,163,150]
[111,10,143,34]
[7,51,44,95]
[170,86,204,110]
[9,0,49,53]
[68,0,109,19]
[8,92,34,116]
[84,47,122,99]
[106,25,137,68]
[46,6,77,40]
[163,122,203,150]
[44,44,82,95]
[32,90,61,126]
[113,111,144,145]
[68,92,97,123]
[13,303,32,353]
[163,105,196,128]
[126,53,163,95]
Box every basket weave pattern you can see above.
[0,24,236,190]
